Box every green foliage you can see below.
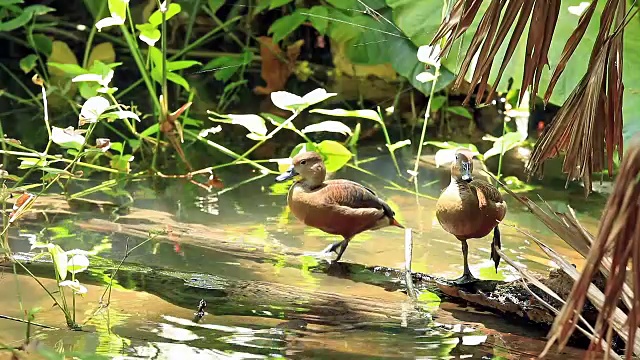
[0,2,54,32]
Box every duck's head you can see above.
[275,151,326,185]
[451,148,474,183]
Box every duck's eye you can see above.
[300,160,307,165]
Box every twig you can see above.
[0,315,58,330]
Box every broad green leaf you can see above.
[429,96,446,112]
[269,0,294,9]
[50,244,68,281]
[67,254,89,274]
[167,60,201,71]
[148,3,182,26]
[107,0,127,20]
[316,140,352,172]
[268,10,306,43]
[310,108,381,123]
[0,0,24,5]
[166,71,190,91]
[262,112,296,130]
[139,123,160,138]
[31,34,52,56]
[302,121,352,136]
[79,96,110,123]
[307,5,329,34]
[138,26,161,46]
[386,139,411,152]
[326,8,364,43]
[19,54,38,73]
[47,62,86,77]
[86,42,115,67]
[483,132,526,160]
[385,0,447,48]
[208,0,225,13]
[290,142,318,158]
[18,157,48,169]
[228,114,268,138]
[446,106,472,120]
[24,4,55,16]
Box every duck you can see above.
[275,151,404,262]
[435,148,507,284]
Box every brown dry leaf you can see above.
[253,36,304,95]
[543,137,640,359]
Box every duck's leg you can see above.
[490,225,502,272]
[321,239,346,255]
[453,238,477,284]
[333,237,352,262]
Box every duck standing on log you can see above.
[436,148,507,284]
[275,151,404,262]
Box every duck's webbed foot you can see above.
[321,240,344,255]
[452,272,478,285]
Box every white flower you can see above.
[417,44,442,69]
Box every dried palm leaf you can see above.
[527,1,631,196]
[544,138,640,359]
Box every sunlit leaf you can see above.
[167,60,201,71]
[107,110,140,122]
[18,157,48,169]
[301,88,337,107]
[290,142,317,159]
[107,0,127,21]
[51,126,86,151]
[67,254,89,274]
[262,113,296,131]
[19,54,38,74]
[228,114,268,138]
[302,121,352,136]
[165,71,190,91]
[417,290,441,312]
[50,244,68,281]
[483,132,526,160]
[137,23,161,46]
[79,96,110,124]
[310,108,382,123]
[316,140,352,172]
[308,5,329,34]
[271,88,337,112]
[416,71,437,83]
[386,139,411,152]
[59,279,88,294]
[95,15,125,31]
[148,3,181,27]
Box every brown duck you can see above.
[276,151,404,262]
[436,149,507,284]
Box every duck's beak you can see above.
[460,161,473,182]
[275,165,298,182]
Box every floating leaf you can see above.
[79,96,110,124]
[302,121,352,136]
[309,108,382,123]
[51,126,86,151]
[316,140,352,172]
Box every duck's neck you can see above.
[302,175,325,190]
[450,176,471,188]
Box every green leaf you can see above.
[307,6,329,34]
[0,11,32,31]
[67,253,89,274]
[316,140,353,172]
[0,0,24,5]
[424,141,478,153]
[269,0,294,9]
[139,123,159,138]
[165,71,190,91]
[137,23,161,46]
[446,106,472,120]
[385,0,447,47]
[23,4,55,16]
[208,0,225,13]
[310,108,382,123]
[430,95,446,112]
[302,121,352,136]
[18,157,48,169]
[326,8,365,43]
[47,62,87,77]
[167,60,201,71]
[417,290,441,312]
[107,0,127,20]
[290,142,318,158]
[49,244,68,281]
[262,112,296,131]
[483,132,526,160]
[19,54,38,73]
[386,139,411,152]
[268,10,306,43]
[325,0,358,9]
[148,3,181,27]
[32,34,52,57]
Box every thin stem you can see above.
[82,0,107,68]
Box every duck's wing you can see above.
[469,179,507,219]
[321,179,396,219]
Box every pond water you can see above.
[0,150,607,359]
